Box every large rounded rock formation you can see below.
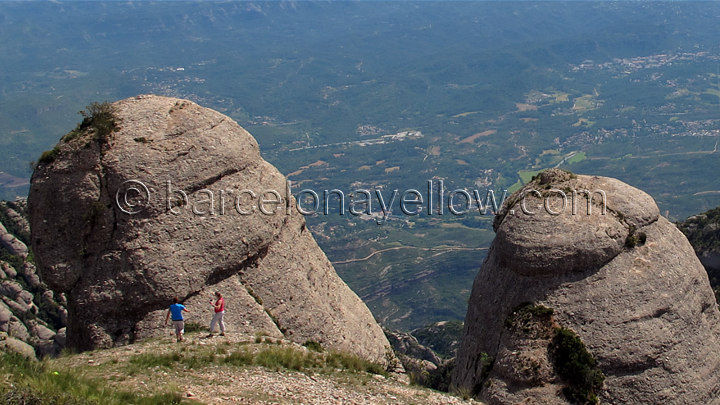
[28,95,392,363]
[453,169,720,404]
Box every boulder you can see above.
[0,334,36,360]
[3,296,29,314]
[30,321,56,341]
[454,169,720,404]
[34,339,56,358]
[8,316,30,342]
[0,301,11,332]
[2,262,17,279]
[41,290,54,305]
[19,262,41,289]
[58,306,68,326]
[0,280,23,299]
[54,327,67,347]
[17,290,33,306]
[29,95,392,363]
[0,221,28,258]
[0,201,31,237]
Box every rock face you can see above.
[0,221,28,258]
[453,169,720,404]
[28,95,392,363]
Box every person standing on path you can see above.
[208,291,225,337]
[165,297,189,342]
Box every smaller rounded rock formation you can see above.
[453,169,720,404]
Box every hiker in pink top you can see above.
[208,291,225,337]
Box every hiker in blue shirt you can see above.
[165,296,189,342]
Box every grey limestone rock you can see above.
[29,95,392,363]
[8,316,30,342]
[29,320,56,341]
[0,201,31,237]
[54,327,67,347]
[2,262,17,279]
[3,295,33,315]
[0,280,23,299]
[0,301,11,332]
[17,290,33,306]
[0,221,28,258]
[19,262,42,289]
[27,319,58,357]
[0,332,36,360]
[454,169,720,404]
[385,329,442,367]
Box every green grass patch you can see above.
[254,346,321,371]
[518,169,541,184]
[325,351,387,375]
[572,94,598,112]
[223,348,254,367]
[302,340,324,353]
[507,179,523,194]
[567,151,587,164]
[0,351,185,404]
[572,118,595,128]
[125,343,387,377]
[129,352,182,369]
[183,322,207,333]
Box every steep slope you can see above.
[453,169,720,404]
[28,95,391,363]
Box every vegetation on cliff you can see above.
[504,303,605,405]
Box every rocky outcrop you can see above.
[411,320,463,359]
[0,221,28,259]
[0,260,65,359]
[28,95,392,363]
[0,199,66,360]
[678,206,720,289]
[453,169,720,404]
[0,331,36,359]
[386,329,442,368]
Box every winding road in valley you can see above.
[332,245,489,265]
